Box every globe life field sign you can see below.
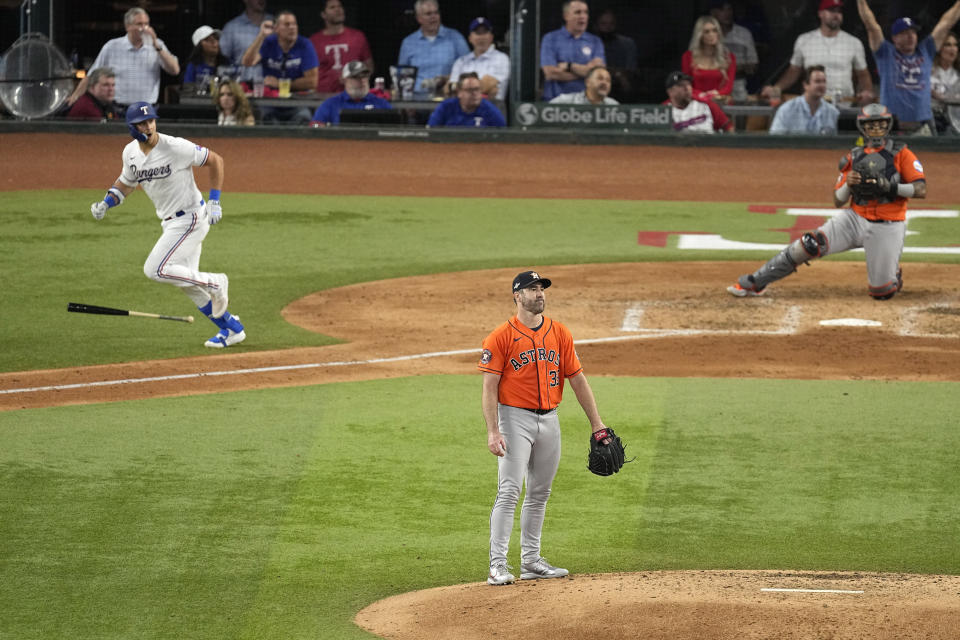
[513,103,671,130]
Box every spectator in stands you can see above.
[241,10,318,123]
[184,26,230,91]
[214,79,256,126]
[310,0,374,94]
[663,70,732,133]
[932,32,960,133]
[221,0,273,85]
[427,72,506,127]
[67,7,180,108]
[593,8,637,70]
[67,67,122,121]
[398,0,470,98]
[682,16,736,103]
[761,0,872,106]
[310,61,391,126]
[593,8,636,102]
[549,66,618,104]
[709,0,758,101]
[448,17,510,101]
[540,1,606,101]
[858,0,960,135]
[769,65,839,134]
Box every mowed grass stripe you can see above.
[2,376,959,639]
[5,190,960,372]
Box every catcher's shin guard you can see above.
[749,232,827,290]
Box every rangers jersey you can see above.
[478,315,582,411]
[119,133,209,220]
[665,97,731,133]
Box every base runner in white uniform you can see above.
[89,102,246,347]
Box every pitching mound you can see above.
[355,570,960,639]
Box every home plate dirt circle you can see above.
[354,571,960,639]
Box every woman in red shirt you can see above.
[681,15,736,103]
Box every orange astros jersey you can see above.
[477,315,583,411]
[836,143,925,222]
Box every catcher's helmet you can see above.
[125,101,158,142]
[856,103,893,147]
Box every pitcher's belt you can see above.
[508,405,555,415]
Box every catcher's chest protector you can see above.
[850,140,904,205]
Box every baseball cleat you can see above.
[727,282,765,298]
[520,557,569,580]
[488,562,516,586]
[210,274,229,319]
[204,316,245,348]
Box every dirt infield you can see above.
[356,571,960,640]
[3,134,960,637]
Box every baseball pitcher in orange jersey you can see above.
[479,270,608,586]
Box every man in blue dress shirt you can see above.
[769,65,840,135]
[427,72,506,127]
[311,61,392,126]
[398,0,470,98]
[540,1,606,101]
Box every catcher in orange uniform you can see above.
[728,103,927,300]
[479,270,619,586]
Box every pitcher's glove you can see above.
[587,427,627,476]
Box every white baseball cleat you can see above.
[210,274,229,318]
[488,562,515,586]
[520,557,569,580]
[204,316,245,348]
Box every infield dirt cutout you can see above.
[5,136,960,637]
[355,570,960,640]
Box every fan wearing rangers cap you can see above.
[857,0,960,134]
[479,270,610,585]
[310,61,391,126]
[448,17,510,100]
[88,102,246,348]
[728,103,927,300]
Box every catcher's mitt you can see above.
[851,153,896,200]
[587,427,628,476]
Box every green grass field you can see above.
[2,190,960,639]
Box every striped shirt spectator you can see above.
[70,8,179,107]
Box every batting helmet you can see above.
[125,101,159,142]
[856,103,893,147]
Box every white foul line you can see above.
[0,348,479,396]
[761,588,864,594]
[1,294,956,396]
[0,330,754,396]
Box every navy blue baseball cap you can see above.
[126,101,158,125]
[891,17,919,35]
[469,17,493,33]
[665,71,692,88]
[512,270,552,292]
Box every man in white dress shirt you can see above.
[549,66,618,104]
[448,17,510,100]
